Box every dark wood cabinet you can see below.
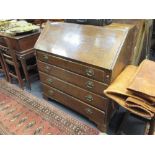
[35,22,135,132]
[0,31,40,89]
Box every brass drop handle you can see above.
[85,94,93,102]
[43,55,48,61]
[86,68,94,77]
[85,108,93,114]
[86,81,94,89]
[49,90,54,95]
[45,66,50,71]
[47,78,53,84]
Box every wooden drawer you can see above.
[37,60,108,96]
[17,34,40,51]
[37,50,111,84]
[42,83,106,127]
[5,33,40,52]
[40,71,109,111]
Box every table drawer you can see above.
[37,60,108,96]
[42,83,106,125]
[18,33,40,51]
[37,50,111,84]
[40,72,109,111]
[5,33,40,52]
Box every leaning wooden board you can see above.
[35,21,135,132]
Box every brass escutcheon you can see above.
[43,55,48,61]
[85,108,93,114]
[86,81,94,89]
[86,68,94,77]
[49,90,54,95]
[47,78,53,84]
[85,94,93,102]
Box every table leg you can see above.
[20,58,31,90]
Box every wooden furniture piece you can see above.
[0,51,8,80]
[0,31,40,89]
[113,20,153,65]
[149,116,155,135]
[16,48,38,89]
[1,45,24,88]
[35,22,135,132]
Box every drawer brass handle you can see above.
[85,108,93,114]
[86,68,94,77]
[86,81,94,89]
[49,90,54,95]
[43,55,48,61]
[45,66,50,71]
[47,78,53,84]
[85,94,93,102]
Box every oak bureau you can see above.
[35,22,135,132]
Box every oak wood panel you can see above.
[5,32,40,52]
[37,60,108,96]
[37,51,111,84]
[42,83,106,130]
[35,22,134,70]
[40,71,109,111]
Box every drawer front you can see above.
[18,33,40,51]
[37,51,111,84]
[37,60,108,96]
[42,83,106,125]
[40,72,109,111]
[5,33,40,52]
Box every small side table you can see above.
[17,48,38,90]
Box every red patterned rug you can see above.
[0,79,99,135]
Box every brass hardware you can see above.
[47,78,53,84]
[45,66,50,71]
[85,108,93,114]
[49,90,54,95]
[106,74,110,78]
[86,68,94,77]
[86,81,94,89]
[85,94,93,102]
[43,55,48,61]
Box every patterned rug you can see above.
[0,79,99,135]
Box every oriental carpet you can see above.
[0,79,99,135]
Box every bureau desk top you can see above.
[35,22,135,70]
